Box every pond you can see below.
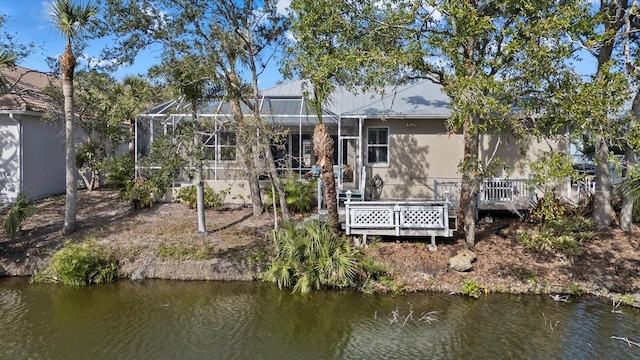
[1,278,639,359]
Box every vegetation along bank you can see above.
[1,189,639,309]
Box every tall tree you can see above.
[288,0,579,246]
[49,0,98,235]
[559,1,638,230]
[154,54,219,234]
[100,0,288,218]
[618,0,640,231]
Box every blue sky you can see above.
[0,0,286,88]
[0,0,150,78]
[1,0,597,89]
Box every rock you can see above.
[448,249,477,272]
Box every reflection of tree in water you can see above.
[0,125,19,203]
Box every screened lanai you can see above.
[136,79,452,202]
[135,81,347,184]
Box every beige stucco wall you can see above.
[364,118,464,200]
[479,133,567,178]
[363,118,567,200]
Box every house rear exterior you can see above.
[138,79,570,207]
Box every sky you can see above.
[1,0,598,90]
[0,0,286,88]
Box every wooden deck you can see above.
[330,178,533,249]
[344,199,452,249]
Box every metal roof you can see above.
[142,79,451,121]
[261,79,451,119]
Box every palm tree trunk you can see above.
[193,134,207,234]
[61,46,77,236]
[314,123,339,231]
[620,91,640,231]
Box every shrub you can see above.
[32,240,118,286]
[516,217,591,261]
[3,193,36,238]
[461,279,482,298]
[264,175,316,214]
[264,221,357,294]
[174,184,228,210]
[122,177,157,209]
[530,192,565,224]
[104,155,135,193]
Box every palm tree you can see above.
[49,0,98,235]
[0,51,15,93]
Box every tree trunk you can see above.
[314,123,339,231]
[193,133,207,234]
[128,118,135,161]
[620,146,636,231]
[592,135,613,230]
[620,91,640,231]
[61,46,77,236]
[229,98,263,216]
[263,141,290,221]
[460,118,479,248]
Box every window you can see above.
[367,127,389,164]
[202,131,236,161]
[218,132,236,161]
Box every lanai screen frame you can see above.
[135,94,343,181]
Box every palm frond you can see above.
[3,193,36,238]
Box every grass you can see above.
[157,242,212,260]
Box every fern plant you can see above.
[3,193,36,238]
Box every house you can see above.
[138,80,571,244]
[0,65,65,205]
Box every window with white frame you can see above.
[367,127,389,164]
[202,131,236,161]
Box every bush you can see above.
[461,279,482,298]
[264,221,357,294]
[516,217,592,261]
[122,177,157,209]
[264,175,317,214]
[174,184,228,210]
[3,193,36,238]
[104,155,135,193]
[32,240,118,286]
[530,192,565,224]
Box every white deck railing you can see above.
[345,200,452,246]
[434,178,534,209]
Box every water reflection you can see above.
[0,278,638,359]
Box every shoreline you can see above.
[1,189,639,307]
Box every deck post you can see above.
[394,204,400,236]
[345,190,352,235]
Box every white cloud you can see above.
[276,0,291,15]
[80,53,119,69]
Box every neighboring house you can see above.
[0,65,65,205]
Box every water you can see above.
[0,277,638,359]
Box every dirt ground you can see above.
[1,189,639,300]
